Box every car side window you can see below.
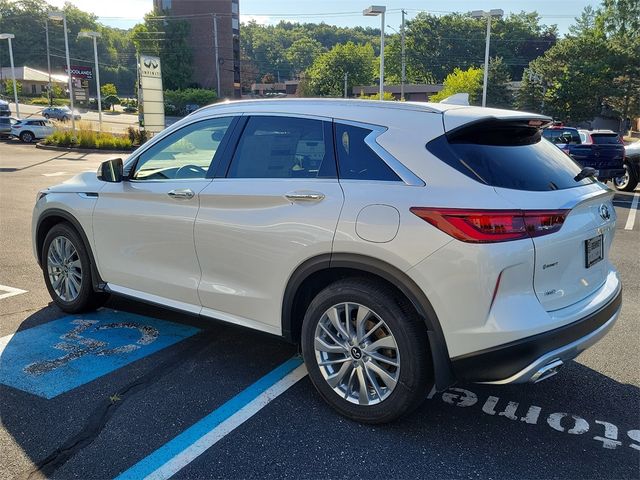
[227,116,335,179]
[132,117,233,181]
[334,123,401,181]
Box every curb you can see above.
[35,143,133,155]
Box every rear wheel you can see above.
[301,278,432,424]
[42,223,108,313]
[19,131,34,143]
[613,163,639,192]
[43,113,50,119]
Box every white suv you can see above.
[32,99,622,423]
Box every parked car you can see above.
[0,116,19,138]
[614,141,640,191]
[32,100,622,423]
[41,106,81,122]
[0,98,11,117]
[542,126,625,182]
[12,118,55,143]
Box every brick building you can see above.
[153,0,241,98]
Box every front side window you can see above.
[334,123,401,181]
[133,117,233,180]
[227,116,335,179]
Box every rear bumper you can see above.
[451,287,622,383]
[597,168,626,179]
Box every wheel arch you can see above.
[36,208,104,291]
[282,253,456,390]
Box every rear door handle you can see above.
[168,188,195,200]
[285,191,325,202]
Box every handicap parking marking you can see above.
[0,309,200,399]
[115,357,307,480]
[0,284,28,300]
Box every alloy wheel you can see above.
[314,302,400,406]
[614,165,630,189]
[47,236,82,302]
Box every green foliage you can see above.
[132,11,194,90]
[305,42,376,97]
[163,88,217,114]
[125,126,149,146]
[359,92,396,101]
[286,38,326,75]
[51,84,64,99]
[486,57,513,109]
[101,83,118,97]
[43,127,132,150]
[430,67,483,104]
[2,79,22,96]
[102,94,121,111]
[29,97,51,105]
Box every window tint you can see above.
[133,117,232,180]
[591,133,621,145]
[227,116,335,178]
[427,126,595,191]
[334,123,401,181]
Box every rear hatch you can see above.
[589,132,625,168]
[434,111,616,311]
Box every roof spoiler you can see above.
[446,117,554,145]
[439,93,470,106]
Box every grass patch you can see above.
[29,97,70,106]
[43,125,133,150]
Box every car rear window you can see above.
[427,121,595,191]
[542,128,581,144]
[591,133,621,145]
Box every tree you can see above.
[102,94,120,111]
[101,83,118,97]
[429,67,482,104]
[286,38,325,76]
[2,79,22,97]
[486,57,513,109]
[304,42,376,97]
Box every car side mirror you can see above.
[97,158,123,183]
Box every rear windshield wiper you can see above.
[574,167,597,182]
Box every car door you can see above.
[92,116,237,310]
[194,114,344,334]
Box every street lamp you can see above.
[471,9,503,108]
[0,33,19,118]
[363,5,386,100]
[49,11,75,133]
[78,31,102,132]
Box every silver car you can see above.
[41,106,81,122]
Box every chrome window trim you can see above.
[334,119,425,187]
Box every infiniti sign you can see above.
[599,204,611,221]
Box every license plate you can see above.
[585,235,603,268]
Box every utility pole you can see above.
[471,9,503,108]
[400,9,406,101]
[213,14,221,96]
[45,20,53,106]
[344,72,348,98]
[0,34,19,118]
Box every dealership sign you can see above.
[65,65,93,80]
[138,55,165,134]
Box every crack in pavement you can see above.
[20,329,216,480]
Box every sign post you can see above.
[138,55,165,135]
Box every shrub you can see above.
[125,126,149,146]
[30,97,51,106]
[43,127,132,150]
[164,88,217,115]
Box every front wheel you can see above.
[42,223,108,313]
[19,131,34,143]
[301,278,432,424]
[613,163,639,192]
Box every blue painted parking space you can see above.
[0,309,200,399]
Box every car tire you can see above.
[613,163,639,192]
[62,116,69,122]
[44,114,50,119]
[19,131,34,143]
[301,278,432,424]
[42,222,108,313]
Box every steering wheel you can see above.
[175,164,207,178]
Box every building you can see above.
[353,84,443,101]
[152,0,241,98]
[0,66,67,96]
[250,80,300,97]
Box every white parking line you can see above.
[624,193,639,230]
[0,284,28,300]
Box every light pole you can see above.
[471,9,503,108]
[364,5,386,100]
[78,31,102,132]
[388,13,407,101]
[0,33,19,118]
[49,11,75,133]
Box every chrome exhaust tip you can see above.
[530,359,564,383]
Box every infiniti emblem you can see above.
[350,346,363,360]
[599,204,610,221]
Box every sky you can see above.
[45,0,601,35]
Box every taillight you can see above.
[410,208,569,243]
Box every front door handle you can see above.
[168,188,195,200]
[285,191,325,202]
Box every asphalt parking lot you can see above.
[1,140,639,479]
